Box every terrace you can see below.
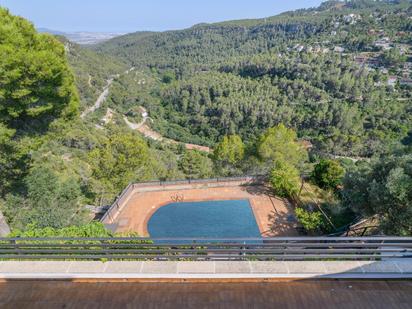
[1,236,411,308]
[2,179,411,307]
[101,177,298,237]
[3,280,412,308]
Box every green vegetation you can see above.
[8,222,112,237]
[214,135,245,165]
[0,1,411,236]
[179,150,213,179]
[88,129,160,197]
[381,47,407,67]
[0,10,78,124]
[343,151,412,235]
[213,135,245,175]
[60,37,127,110]
[94,0,411,157]
[311,159,345,190]
[269,159,301,198]
[0,9,186,232]
[257,125,308,171]
[2,166,86,230]
[295,208,324,232]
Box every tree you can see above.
[269,159,301,198]
[179,150,213,179]
[311,159,345,190]
[214,135,245,165]
[295,208,323,232]
[213,135,245,175]
[88,130,159,196]
[343,153,412,235]
[0,9,79,199]
[0,8,79,126]
[381,47,407,67]
[2,166,86,230]
[0,124,21,195]
[162,71,176,84]
[257,124,308,170]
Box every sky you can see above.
[0,0,324,33]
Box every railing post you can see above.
[11,239,19,257]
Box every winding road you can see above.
[80,78,113,119]
[81,70,211,153]
[124,107,211,153]
[81,67,134,119]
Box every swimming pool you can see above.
[147,199,261,238]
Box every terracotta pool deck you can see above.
[109,183,298,237]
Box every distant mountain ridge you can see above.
[37,28,124,44]
[93,0,411,67]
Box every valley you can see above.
[0,0,411,237]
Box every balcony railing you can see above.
[1,237,411,261]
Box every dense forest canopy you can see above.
[0,1,411,236]
[92,0,411,157]
[95,0,411,70]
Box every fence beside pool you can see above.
[101,175,266,225]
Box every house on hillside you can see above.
[374,38,392,50]
[387,76,398,87]
[334,46,345,53]
[138,106,148,118]
[366,58,380,69]
[400,78,412,87]
[379,67,388,74]
[343,14,361,24]
[354,55,368,65]
[293,44,305,52]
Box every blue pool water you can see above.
[147,199,261,238]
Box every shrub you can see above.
[8,222,112,237]
[311,159,344,189]
[295,208,323,232]
[269,159,301,198]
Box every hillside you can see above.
[0,1,411,236]
[88,0,412,157]
[95,0,411,70]
[0,8,212,232]
[59,37,128,109]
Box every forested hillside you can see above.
[95,0,411,71]
[0,8,195,231]
[67,0,412,235]
[94,0,411,157]
[0,1,411,236]
[60,37,127,109]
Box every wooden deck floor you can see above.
[0,280,411,308]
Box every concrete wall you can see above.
[0,260,411,280]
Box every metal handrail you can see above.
[2,237,412,241]
[100,183,134,222]
[127,176,265,188]
[1,237,411,261]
